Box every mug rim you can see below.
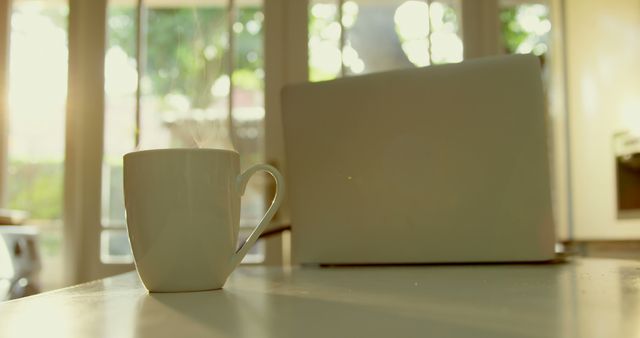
[124,148,239,159]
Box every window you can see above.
[101,0,266,264]
[103,3,137,263]
[308,0,341,81]
[308,0,462,81]
[5,0,68,291]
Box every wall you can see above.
[565,0,640,239]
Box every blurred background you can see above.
[0,0,639,300]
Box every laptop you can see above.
[282,54,556,265]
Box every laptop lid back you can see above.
[282,55,555,264]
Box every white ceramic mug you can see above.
[123,148,284,292]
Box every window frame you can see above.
[99,0,275,264]
[0,0,9,210]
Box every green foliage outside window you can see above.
[108,7,263,111]
[500,4,550,56]
[7,161,63,220]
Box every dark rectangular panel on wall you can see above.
[617,155,640,214]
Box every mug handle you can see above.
[231,164,285,268]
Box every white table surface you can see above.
[1,258,639,338]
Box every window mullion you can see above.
[0,0,11,208]
[228,0,238,150]
[65,0,108,283]
[338,0,345,77]
[135,0,146,148]
[461,0,502,59]
[426,0,433,65]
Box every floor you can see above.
[565,240,640,261]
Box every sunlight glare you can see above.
[309,41,342,75]
[311,3,337,20]
[394,1,429,41]
[341,1,359,28]
[395,1,462,66]
[9,9,67,110]
[322,21,341,41]
[9,5,67,160]
[401,40,429,67]
[429,2,445,31]
[342,44,365,74]
[105,46,138,97]
[211,75,230,97]
[431,31,463,63]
